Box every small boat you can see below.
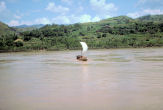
[76,42,88,61]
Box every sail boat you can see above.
[76,42,88,61]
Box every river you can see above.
[0,48,163,110]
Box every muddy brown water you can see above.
[0,48,163,110]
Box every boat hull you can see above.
[76,55,88,61]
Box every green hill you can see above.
[0,21,16,35]
[0,15,163,51]
[137,14,163,22]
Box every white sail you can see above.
[80,42,88,54]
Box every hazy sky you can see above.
[0,0,163,26]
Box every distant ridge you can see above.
[13,24,44,28]
[13,24,45,32]
[136,14,163,22]
[0,14,163,34]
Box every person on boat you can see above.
[76,55,82,60]
[76,55,87,61]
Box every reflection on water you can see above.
[0,48,163,110]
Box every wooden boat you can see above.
[76,42,88,61]
[76,55,88,61]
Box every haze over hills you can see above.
[12,24,45,32]
[0,23,44,34]
[13,24,44,29]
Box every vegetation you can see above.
[0,15,163,52]
[0,22,16,36]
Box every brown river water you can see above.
[0,48,163,110]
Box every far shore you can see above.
[0,46,163,53]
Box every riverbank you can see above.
[1,46,163,53]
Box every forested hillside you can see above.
[0,15,163,52]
